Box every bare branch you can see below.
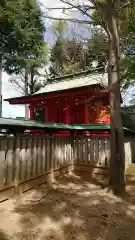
[43,14,93,24]
[60,0,93,18]
[45,5,94,10]
[60,0,95,10]
[46,7,76,10]
[119,1,131,10]
[9,78,25,94]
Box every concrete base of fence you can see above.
[73,164,109,176]
[0,165,73,203]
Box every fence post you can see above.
[13,137,20,194]
[70,135,75,171]
[0,138,6,190]
[47,135,54,187]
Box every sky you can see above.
[2,72,25,118]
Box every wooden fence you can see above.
[0,135,134,201]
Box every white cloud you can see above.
[2,72,25,118]
[39,0,79,22]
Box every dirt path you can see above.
[0,172,135,240]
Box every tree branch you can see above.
[60,0,93,18]
[9,79,25,93]
[43,14,93,24]
[45,6,93,10]
[119,1,131,10]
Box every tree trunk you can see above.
[24,69,29,119]
[108,17,125,195]
[29,68,34,94]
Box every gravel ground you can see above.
[0,171,135,240]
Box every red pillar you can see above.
[85,99,89,124]
[29,104,35,120]
[66,105,70,124]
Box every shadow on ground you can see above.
[6,172,135,240]
[0,231,9,240]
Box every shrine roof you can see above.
[34,72,108,96]
[4,70,108,103]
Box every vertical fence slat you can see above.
[71,137,75,165]
[19,138,22,182]
[81,138,84,163]
[76,138,79,164]
[6,138,13,185]
[90,138,94,165]
[42,138,46,173]
[99,139,104,166]
[75,137,78,164]
[21,138,27,181]
[46,138,50,171]
[69,137,71,165]
[44,138,47,172]
[0,139,6,189]
[60,137,63,167]
[46,137,49,171]
[45,138,48,171]
[67,137,70,165]
[24,138,29,180]
[64,137,67,166]
[64,137,66,166]
[27,138,32,180]
[35,138,38,176]
[54,137,57,169]
[49,137,53,170]
[30,138,34,177]
[14,137,20,188]
[56,137,60,169]
[85,138,88,165]
[95,138,99,166]
[73,138,76,164]
[32,138,37,177]
[37,138,41,175]
[40,138,44,174]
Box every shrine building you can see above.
[5,70,110,126]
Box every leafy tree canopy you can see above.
[49,20,105,78]
[0,0,46,74]
[91,3,135,92]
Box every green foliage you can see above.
[0,0,46,75]
[92,3,135,91]
[4,44,49,75]
[120,5,135,90]
[92,10,102,26]
[52,20,68,39]
[49,20,102,77]
[121,56,135,89]
[50,39,93,76]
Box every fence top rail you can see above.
[0,135,111,141]
[0,135,133,141]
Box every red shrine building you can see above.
[5,71,110,126]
